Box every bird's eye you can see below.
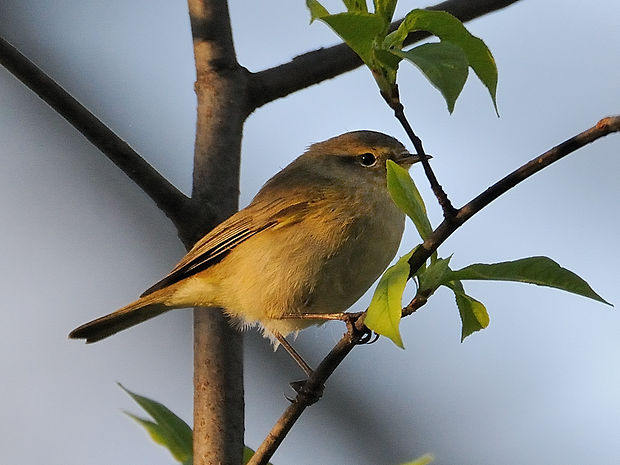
[358,152,377,167]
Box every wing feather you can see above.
[140,199,311,296]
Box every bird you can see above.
[69,130,423,362]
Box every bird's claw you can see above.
[357,327,379,345]
[287,379,324,405]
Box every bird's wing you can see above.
[140,198,312,296]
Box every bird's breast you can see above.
[209,185,406,336]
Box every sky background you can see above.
[1,1,619,464]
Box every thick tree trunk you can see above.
[186,1,248,464]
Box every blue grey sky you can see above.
[1,1,619,464]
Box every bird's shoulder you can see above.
[140,191,320,296]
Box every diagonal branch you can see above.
[248,296,429,465]
[0,36,191,230]
[246,320,363,465]
[247,0,522,110]
[249,115,620,465]
[389,96,458,217]
[407,115,620,274]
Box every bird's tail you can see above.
[69,289,175,343]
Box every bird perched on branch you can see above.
[70,130,423,362]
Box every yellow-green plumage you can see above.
[69,131,421,344]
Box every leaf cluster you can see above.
[365,162,610,347]
[121,384,268,465]
[307,0,498,112]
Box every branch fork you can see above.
[6,3,616,465]
[250,115,620,465]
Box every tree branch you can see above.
[249,115,620,464]
[247,0,522,110]
[248,296,429,465]
[388,93,458,218]
[408,115,620,274]
[246,322,362,465]
[0,36,191,231]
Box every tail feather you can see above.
[69,292,173,343]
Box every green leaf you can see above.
[385,9,498,112]
[399,453,435,465]
[120,384,193,464]
[418,256,452,293]
[395,41,469,113]
[306,0,330,22]
[243,446,254,465]
[124,414,192,465]
[120,385,269,465]
[448,281,490,341]
[447,256,611,305]
[374,48,402,70]
[372,48,401,94]
[366,250,414,348]
[311,11,386,64]
[387,159,433,239]
[343,0,368,12]
[373,0,397,23]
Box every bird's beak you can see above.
[396,151,432,167]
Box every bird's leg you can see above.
[274,332,313,377]
[274,332,326,405]
[277,311,363,321]
[277,312,375,346]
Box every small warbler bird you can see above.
[69,131,423,349]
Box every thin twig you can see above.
[0,36,191,231]
[389,95,458,217]
[247,322,364,465]
[250,115,620,464]
[407,115,620,275]
[247,0,522,110]
[249,295,430,465]
[403,294,429,317]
